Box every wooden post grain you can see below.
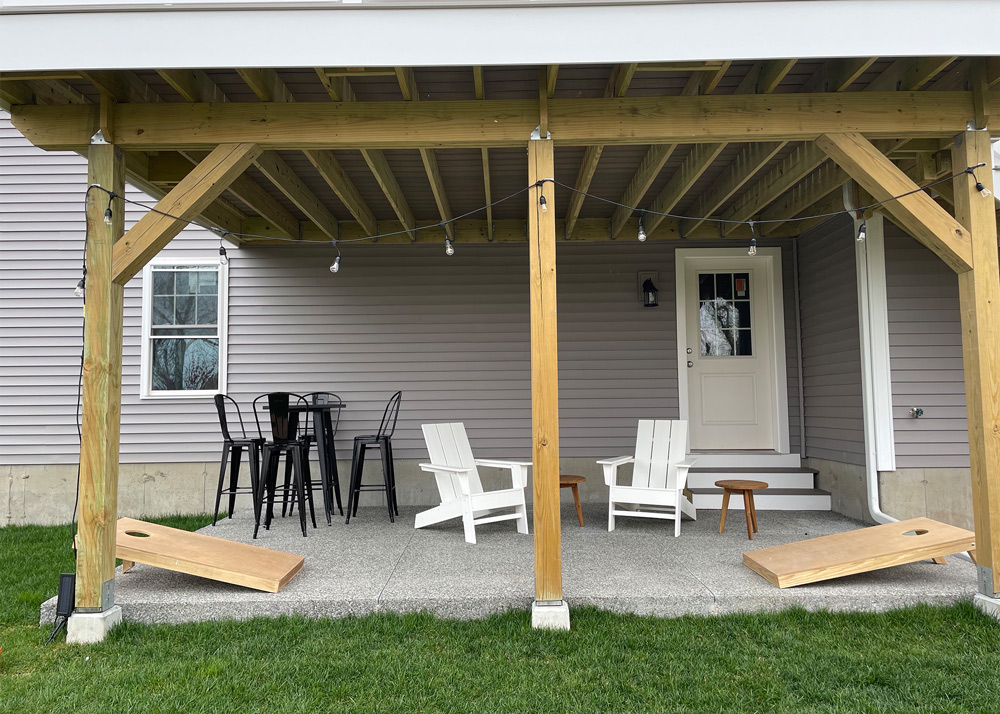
[951,130,1000,596]
[77,140,126,611]
[527,137,562,602]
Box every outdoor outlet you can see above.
[56,573,76,618]
[910,407,924,419]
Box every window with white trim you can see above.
[141,259,227,398]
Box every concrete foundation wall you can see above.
[804,457,973,531]
[3,458,616,526]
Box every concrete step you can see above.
[688,451,802,469]
[690,487,832,511]
[687,467,818,490]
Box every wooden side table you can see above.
[715,479,768,540]
[559,475,586,527]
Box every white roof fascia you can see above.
[1,1,998,71]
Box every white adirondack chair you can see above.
[598,419,697,536]
[416,423,530,544]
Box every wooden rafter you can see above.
[315,67,415,239]
[12,92,993,151]
[237,67,377,237]
[802,58,879,93]
[473,67,494,241]
[866,57,958,92]
[564,63,638,239]
[644,143,727,237]
[395,67,455,241]
[82,71,161,104]
[254,151,339,241]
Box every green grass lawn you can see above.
[2,519,999,713]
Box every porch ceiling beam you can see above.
[644,142,727,237]
[801,58,878,93]
[0,80,34,109]
[865,57,958,92]
[10,92,994,151]
[81,71,161,104]
[396,67,455,241]
[253,151,339,241]
[314,67,415,238]
[564,63,639,240]
[817,132,972,273]
[757,59,798,94]
[112,142,262,284]
[156,69,226,103]
[178,150,299,240]
[474,67,494,242]
[683,141,786,235]
[759,161,848,235]
[237,67,376,238]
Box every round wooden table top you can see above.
[715,479,768,491]
[559,474,586,486]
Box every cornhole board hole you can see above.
[116,518,304,593]
[743,517,976,589]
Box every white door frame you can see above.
[675,247,791,454]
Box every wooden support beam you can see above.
[11,93,992,151]
[0,80,34,108]
[76,140,126,613]
[527,137,561,605]
[644,142,727,236]
[157,69,226,103]
[758,59,797,94]
[472,66,485,101]
[829,57,879,91]
[817,132,972,272]
[112,143,262,284]
[972,58,992,130]
[866,57,957,92]
[546,65,559,98]
[952,129,1000,596]
[759,161,848,234]
[684,142,785,234]
[81,71,161,104]
[304,150,377,237]
[721,142,827,235]
[607,144,677,239]
[699,61,732,96]
[254,150,339,241]
[237,68,294,103]
[564,63,637,239]
[473,69,494,241]
[538,68,549,137]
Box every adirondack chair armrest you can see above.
[418,463,476,474]
[596,456,633,486]
[676,458,697,471]
[474,459,532,489]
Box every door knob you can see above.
[686,347,693,354]
[687,361,694,368]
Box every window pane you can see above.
[173,296,195,325]
[151,327,217,337]
[716,273,733,300]
[735,300,751,328]
[152,295,174,326]
[698,273,715,301]
[196,295,218,325]
[735,329,753,356]
[197,271,218,295]
[700,299,734,356]
[151,338,219,391]
[152,270,174,295]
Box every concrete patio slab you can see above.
[41,505,977,626]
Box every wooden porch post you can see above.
[72,135,126,632]
[951,129,1000,598]
[527,133,567,627]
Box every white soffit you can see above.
[1,1,998,71]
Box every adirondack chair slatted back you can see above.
[632,420,688,491]
[422,423,485,502]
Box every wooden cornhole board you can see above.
[743,517,976,589]
[116,518,304,593]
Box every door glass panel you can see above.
[699,272,752,357]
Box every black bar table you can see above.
[288,400,346,525]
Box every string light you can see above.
[747,221,757,256]
[83,164,988,257]
[329,240,341,273]
[445,238,455,256]
[74,273,86,298]
[218,231,229,266]
[857,222,867,243]
[102,191,115,226]
[966,164,992,198]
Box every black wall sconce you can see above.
[642,278,659,308]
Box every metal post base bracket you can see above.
[531,600,571,630]
[66,605,122,644]
[978,565,996,598]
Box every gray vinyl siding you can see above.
[2,112,802,466]
[884,226,969,469]
[797,214,865,465]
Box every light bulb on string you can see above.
[74,277,86,298]
[637,212,647,243]
[747,220,757,256]
[857,222,867,242]
[103,207,113,226]
[330,240,342,273]
[976,181,992,198]
[539,195,548,213]
[218,245,229,266]
[445,238,455,256]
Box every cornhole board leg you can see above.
[743,517,976,589]
[115,517,304,593]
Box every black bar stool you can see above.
[286,392,344,521]
[212,394,264,526]
[253,392,315,538]
[346,390,402,523]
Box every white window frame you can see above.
[140,256,228,399]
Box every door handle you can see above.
[686,347,693,354]
[687,361,694,368]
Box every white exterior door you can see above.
[677,249,788,452]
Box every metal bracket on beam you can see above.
[530,126,551,141]
[90,129,108,145]
[979,566,997,598]
[534,599,565,607]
